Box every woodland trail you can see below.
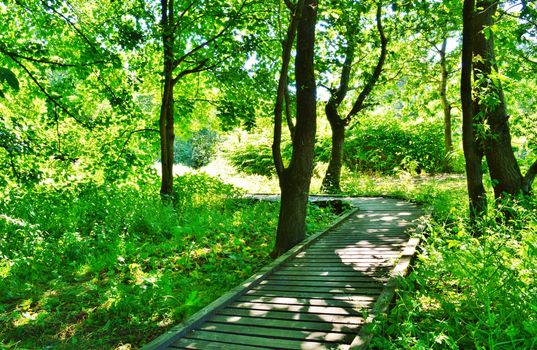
[143,197,424,350]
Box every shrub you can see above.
[174,128,219,169]
[370,196,537,349]
[343,118,450,174]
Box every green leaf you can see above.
[0,68,20,93]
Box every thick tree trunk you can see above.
[321,105,345,193]
[461,0,487,220]
[159,0,176,198]
[439,38,453,167]
[272,0,317,257]
[474,0,523,198]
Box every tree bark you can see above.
[159,0,176,198]
[461,0,487,220]
[272,0,317,257]
[321,105,345,193]
[439,38,453,168]
[473,0,523,198]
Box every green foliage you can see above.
[343,174,537,350]
[371,197,537,349]
[338,116,461,175]
[174,129,219,169]
[226,136,293,177]
[0,67,19,98]
[0,176,339,349]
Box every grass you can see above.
[341,172,537,349]
[0,172,339,349]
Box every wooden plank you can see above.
[267,275,387,283]
[237,295,374,309]
[259,279,384,289]
[264,275,387,283]
[180,330,344,350]
[292,255,400,261]
[228,301,367,316]
[245,289,377,302]
[283,262,393,272]
[170,338,266,350]
[200,322,354,343]
[210,315,362,333]
[271,269,390,277]
[249,284,383,295]
[285,258,393,264]
[217,307,365,325]
[305,245,403,250]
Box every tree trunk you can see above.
[473,0,523,198]
[461,0,487,220]
[321,3,386,194]
[439,38,453,168]
[159,0,176,198]
[321,104,345,193]
[272,0,317,257]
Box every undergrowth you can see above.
[0,173,339,349]
[343,174,537,349]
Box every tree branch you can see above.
[273,0,304,178]
[172,1,247,71]
[44,4,100,53]
[0,46,108,68]
[284,84,295,139]
[345,1,387,122]
[117,128,160,161]
[284,0,295,11]
[8,55,93,129]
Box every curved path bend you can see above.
[144,197,424,350]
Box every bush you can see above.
[343,118,448,174]
[174,128,219,169]
[370,196,537,349]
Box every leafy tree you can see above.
[318,0,388,193]
[461,0,537,221]
[272,0,318,256]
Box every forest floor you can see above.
[1,158,535,349]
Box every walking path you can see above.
[143,197,424,350]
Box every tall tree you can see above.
[461,0,537,220]
[461,0,488,219]
[320,1,387,193]
[272,0,318,257]
[157,0,247,198]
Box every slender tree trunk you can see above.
[272,0,317,257]
[321,104,345,193]
[461,0,487,220]
[321,3,386,194]
[473,0,523,198]
[159,0,176,198]
[439,38,453,168]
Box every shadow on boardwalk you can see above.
[143,197,423,350]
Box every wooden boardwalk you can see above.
[143,197,424,350]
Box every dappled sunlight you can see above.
[162,200,422,349]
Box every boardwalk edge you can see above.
[142,207,360,350]
[347,215,429,350]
